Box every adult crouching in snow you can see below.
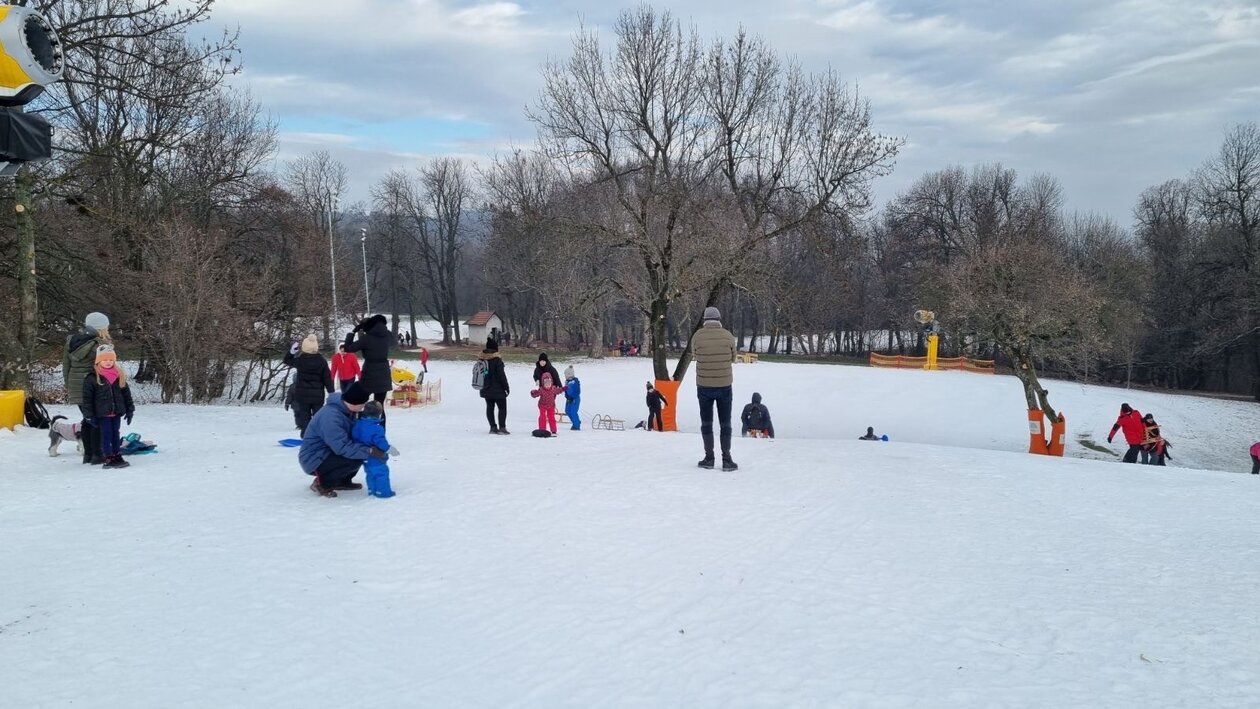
[691,306,738,471]
[299,382,384,497]
[63,311,111,465]
[1107,403,1145,464]
[344,314,393,410]
[283,334,334,437]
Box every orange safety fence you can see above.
[868,352,996,373]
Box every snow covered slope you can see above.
[3,358,1258,707]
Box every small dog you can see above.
[48,415,83,457]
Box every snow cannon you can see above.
[391,364,417,386]
[0,2,62,175]
[913,309,941,370]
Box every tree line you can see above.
[0,4,1255,408]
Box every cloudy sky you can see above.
[212,0,1260,223]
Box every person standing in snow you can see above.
[740,392,774,438]
[645,382,668,432]
[63,311,112,465]
[299,381,382,497]
[531,372,563,435]
[479,338,511,434]
[80,344,135,469]
[329,343,361,392]
[532,352,561,388]
[690,306,738,471]
[420,346,429,373]
[562,365,581,431]
[344,314,393,410]
[352,401,399,498]
[283,334,334,437]
[1107,403,1146,464]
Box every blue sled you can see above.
[278,438,303,448]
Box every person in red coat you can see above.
[1107,403,1146,464]
[329,343,362,393]
[420,346,429,373]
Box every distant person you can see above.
[477,338,511,434]
[530,372,563,436]
[283,334,334,437]
[344,314,393,411]
[1107,403,1145,464]
[859,426,882,441]
[740,392,774,438]
[502,330,511,347]
[420,346,429,373]
[1140,414,1172,466]
[63,311,111,465]
[563,365,581,431]
[329,343,361,392]
[1250,441,1260,474]
[80,344,135,469]
[352,401,399,498]
[645,382,668,432]
[691,306,737,471]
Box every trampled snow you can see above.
[4,359,1258,707]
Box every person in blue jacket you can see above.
[563,365,581,431]
[352,401,399,498]
[299,382,385,497]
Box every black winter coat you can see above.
[479,355,510,399]
[646,390,669,411]
[344,322,393,393]
[532,353,561,386]
[283,351,334,404]
[81,372,135,420]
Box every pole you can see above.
[359,228,370,312]
[327,193,338,332]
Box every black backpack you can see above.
[747,405,765,429]
[24,394,51,429]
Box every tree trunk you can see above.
[1012,347,1060,424]
[649,298,670,380]
[589,311,604,359]
[11,167,36,390]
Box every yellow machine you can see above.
[913,309,940,371]
[0,2,63,106]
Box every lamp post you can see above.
[359,228,370,312]
[327,193,339,332]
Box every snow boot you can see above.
[721,456,739,472]
[112,454,131,469]
[309,479,337,497]
[333,481,364,491]
[489,425,500,434]
[719,433,735,471]
[81,424,98,464]
[698,432,715,469]
[500,429,511,435]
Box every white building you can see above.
[464,310,504,347]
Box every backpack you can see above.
[24,393,51,429]
[747,405,765,429]
[472,360,490,390]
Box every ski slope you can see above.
[3,358,1258,707]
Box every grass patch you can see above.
[1077,434,1118,456]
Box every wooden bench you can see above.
[738,352,759,364]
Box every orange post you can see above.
[1027,408,1049,455]
[654,379,681,432]
[1047,413,1067,457]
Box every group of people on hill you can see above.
[1108,403,1173,465]
[474,341,582,437]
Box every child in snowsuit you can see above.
[563,365,581,431]
[80,344,135,469]
[531,372,563,435]
[645,382,668,432]
[351,401,398,498]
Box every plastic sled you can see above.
[278,438,304,447]
[121,432,158,455]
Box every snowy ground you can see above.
[4,359,1259,707]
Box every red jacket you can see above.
[1110,410,1145,445]
[531,383,563,409]
[330,351,361,381]
[420,347,429,365]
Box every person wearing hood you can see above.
[344,314,394,408]
[690,306,738,470]
[1107,403,1145,464]
[299,381,384,497]
[740,392,774,438]
[533,353,561,388]
[283,334,335,437]
[479,338,511,434]
[63,311,111,465]
[562,365,581,431]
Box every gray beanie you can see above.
[85,312,110,330]
[703,306,721,321]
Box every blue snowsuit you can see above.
[351,416,395,497]
[564,377,581,430]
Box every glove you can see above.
[289,342,300,355]
[125,412,133,426]
[85,417,97,427]
[368,446,387,460]
[1106,435,1114,444]
[388,446,401,457]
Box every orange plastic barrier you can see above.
[869,352,995,373]
[1027,408,1049,455]
[654,379,680,432]
[1047,413,1066,457]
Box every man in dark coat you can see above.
[299,382,383,497]
[479,338,511,434]
[740,392,774,438]
[344,314,393,405]
[63,311,111,465]
[532,352,561,387]
[283,334,334,436]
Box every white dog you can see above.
[48,415,83,457]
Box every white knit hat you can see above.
[85,312,110,330]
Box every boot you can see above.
[720,433,737,471]
[309,479,337,497]
[112,454,130,469]
[333,481,364,491]
[489,425,500,434]
[81,424,96,464]
[698,432,715,469]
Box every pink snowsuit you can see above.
[531,375,563,434]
